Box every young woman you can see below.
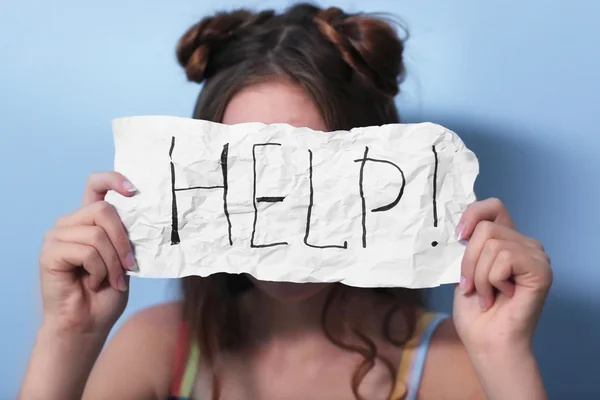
[20,4,552,400]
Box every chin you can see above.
[250,277,332,302]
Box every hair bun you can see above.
[176,10,274,83]
[314,7,405,97]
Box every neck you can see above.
[241,283,337,342]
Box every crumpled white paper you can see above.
[105,116,479,288]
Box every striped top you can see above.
[169,312,448,400]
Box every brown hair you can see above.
[176,3,424,399]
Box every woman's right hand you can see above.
[39,172,137,337]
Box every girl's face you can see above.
[222,80,332,302]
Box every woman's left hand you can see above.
[452,198,553,355]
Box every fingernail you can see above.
[117,274,128,292]
[123,180,137,193]
[479,296,487,311]
[456,223,466,241]
[125,252,136,270]
[459,275,468,294]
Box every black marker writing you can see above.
[251,143,288,248]
[304,150,348,249]
[354,146,406,248]
[169,137,232,246]
[169,137,180,245]
[431,145,439,247]
[221,144,232,245]
[257,197,285,203]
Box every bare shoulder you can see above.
[83,302,182,400]
[418,317,485,400]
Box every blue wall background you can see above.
[1,0,598,397]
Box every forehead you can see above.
[222,81,328,131]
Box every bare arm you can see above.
[20,172,140,400]
[440,198,551,400]
[20,326,108,400]
[466,342,547,400]
[420,319,546,400]
[20,303,179,400]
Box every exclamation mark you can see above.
[431,145,439,247]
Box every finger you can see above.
[83,171,136,206]
[47,225,130,290]
[476,222,542,249]
[460,221,541,294]
[504,248,553,291]
[55,202,135,271]
[456,198,515,241]
[473,239,519,310]
[472,238,499,310]
[488,249,516,300]
[41,241,126,292]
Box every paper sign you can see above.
[105,116,478,288]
